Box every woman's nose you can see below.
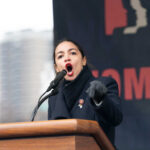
[64,55,71,62]
[64,58,71,62]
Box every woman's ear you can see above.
[82,56,87,66]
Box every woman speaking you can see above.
[48,39,123,146]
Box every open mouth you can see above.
[65,63,73,76]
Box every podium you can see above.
[0,119,115,150]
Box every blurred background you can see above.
[0,0,55,122]
[0,0,150,150]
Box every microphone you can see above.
[46,69,67,92]
[31,70,67,121]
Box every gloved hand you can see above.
[86,80,108,103]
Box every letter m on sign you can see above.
[124,67,150,100]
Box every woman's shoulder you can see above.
[48,94,57,105]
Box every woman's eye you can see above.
[71,52,76,55]
[57,55,63,59]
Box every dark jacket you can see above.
[48,66,123,145]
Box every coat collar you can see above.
[62,65,93,111]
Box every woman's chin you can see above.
[65,75,76,81]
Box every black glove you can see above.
[86,80,108,103]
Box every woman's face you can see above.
[54,41,87,81]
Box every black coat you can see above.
[48,66,123,145]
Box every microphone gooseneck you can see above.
[31,70,67,121]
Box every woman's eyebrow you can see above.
[68,48,78,52]
[56,48,78,56]
[56,51,64,56]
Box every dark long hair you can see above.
[53,39,85,64]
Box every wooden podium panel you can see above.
[0,135,101,150]
[0,119,115,150]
